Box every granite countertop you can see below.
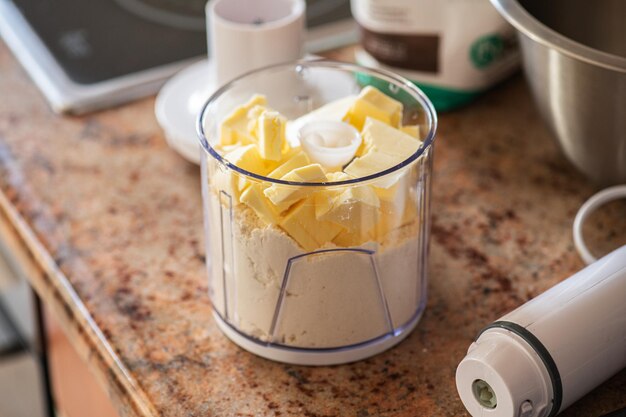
[1,41,625,417]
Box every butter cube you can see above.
[240,183,280,225]
[315,185,379,232]
[256,111,286,161]
[279,198,343,251]
[401,193,418,225]
[360,86,403,125]
[345,118,422,178]
[210,168,237,200]
[264,164,327,210]
[372,167,410,202]
[219,95,267,146]
[218,144,240,154]
[311,171,351,221]
[333,228,374,247]
[372,173,421,238]
[361,117,422,158]
[375,192,418,238]
[267,150,310,179]
[374,185,406,237]
[373,180,403,202]
[245,105,267,136]
[220,144,268,198]
[343,86,403,131]
[401,124,420,139]
[344,99,391,133]
[325,171,352,182]
[344,150,399,178]
[312,172,345,205]
[224,144,267,175]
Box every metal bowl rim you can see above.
[491,0,626,73]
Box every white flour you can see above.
[207,192,423,348]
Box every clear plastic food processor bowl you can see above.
[197,61,437,365]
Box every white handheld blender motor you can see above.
[456,186,626,417]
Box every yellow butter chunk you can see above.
[361,117,422,158]
[401,124,420,139]
[279,199,343,251]
[240,183,280,225]
[345,118,422,178]
[343,86,403,131]
[325,171,352,182]
[333,228,374,247]
[309,172,351,218]
[372,174,419,238]
[267,151,310,179]
[375,198,405,238]
[301,96,357,122]
[344,150,399,178]
[264,164,327,210]
[256,111,287,161]
[224,144,267,174]
[245,105,267,136]
[371,170,411,238]
[219,95,267,146]
[219,144,241,154]
[315,185,380,233]
[220,144,268,197]
[373,180,403,202]
[312,171,351,223]
[344,99,391,132]
[283,163,326,182]
[373,175,405,205]
[376,193,418,238]
[401,195,418,225]
[360,86,403,126]
[210,168,236,199]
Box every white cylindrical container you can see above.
[208,0,305,85]
[456,245,626,417]
[351,0,519,111]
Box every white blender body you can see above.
[457,244,626,417]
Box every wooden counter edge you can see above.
[0,190,158,417]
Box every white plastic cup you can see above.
[207,0,305,86]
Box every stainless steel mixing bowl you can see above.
[491,0,626,185]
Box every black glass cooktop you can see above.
[10,0,352,85]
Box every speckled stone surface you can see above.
[0,41,625,417]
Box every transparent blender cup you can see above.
[198,61,437,365]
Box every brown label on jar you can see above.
[360,26,440,73]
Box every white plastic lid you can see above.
[298,120,361,170]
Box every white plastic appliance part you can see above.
[299,120,361,169]
[155,60,212,164]
[208,0,305,86]
[156,0,305,164]
[456,244,626,417]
